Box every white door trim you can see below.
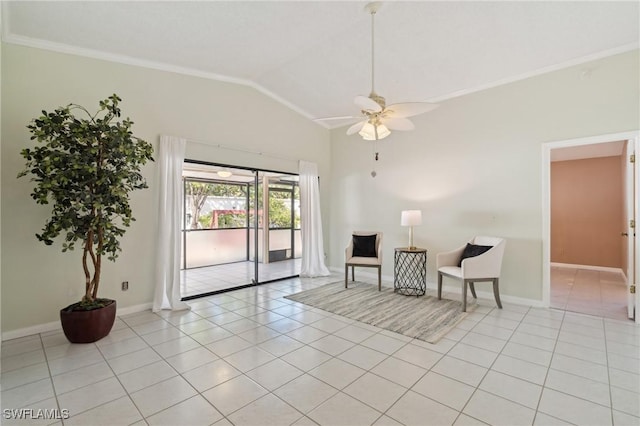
[541,130,640,311]
[634,136,640,324]
[624,137,638,320]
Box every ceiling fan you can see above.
[316,2,439,141]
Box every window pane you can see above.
[294,185,300,229]
[185,181,248,229]
[268,189,292,229]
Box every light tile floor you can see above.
[551,265,629,321]
[181,259,302,297]
[2,274,639,426]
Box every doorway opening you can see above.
[180,160,301,299]
[542,132,639,322]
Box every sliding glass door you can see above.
[182,178,249,269]
[259,177,301,282]
[180,161,300,299]
[248,170,262,281]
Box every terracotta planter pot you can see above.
[60,299,116,343]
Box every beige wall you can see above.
[551,156,623,268]
[1,44,331,334]
[329,49,639,302]
[2,42,639,334]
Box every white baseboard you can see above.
[436,283,546,308]
[1,320,62,342]
[329,266,544,308]
[1,302,153,342]
[551,262,625,276]
[117,302,153,317]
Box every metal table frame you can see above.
[394,247,427,296]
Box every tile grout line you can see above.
[603,311,616,426]
[453,303,532,424]
[4,273,639,426]
[87,316,173,423]
[531,305,564,425]
[153,285,332,424]
[39,332,67,425]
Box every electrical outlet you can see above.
[122,281,129,291]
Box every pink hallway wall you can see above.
[551,156,623,268]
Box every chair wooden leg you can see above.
[345,264,348,288]
[462,280,468,312]
[437,272,443,300]
[469,282,477,299]
[351,266,355,282]
[377,266,381,291]
[493,278,502,309]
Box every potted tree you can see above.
[18,94,154,343]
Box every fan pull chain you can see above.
[371,141,378,178]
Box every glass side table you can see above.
[394,247,427,296]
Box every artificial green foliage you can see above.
[18,95,154,304]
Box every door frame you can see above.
[541,130,639,322]
[181,160,301,299]
[623,138,638,319]
[266,180,299,261]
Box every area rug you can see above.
[284,281,475,343]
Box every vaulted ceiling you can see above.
[3,1,638,128]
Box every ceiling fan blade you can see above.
[354,96,382,112]
[346,120,367,135]
[385,102,439,118]
[382,117,415,131]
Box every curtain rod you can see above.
[184,136,301,163]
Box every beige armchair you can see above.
[345,232,383,291]
[437,236,506,312]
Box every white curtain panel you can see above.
[153,135,191,312]
[299,160,331,277]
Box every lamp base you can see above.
[407,227,415,251]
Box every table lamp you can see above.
[401,210,422,250]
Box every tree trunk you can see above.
[82,231,97,304]
[190,197,205,229]
[190,207,200,229]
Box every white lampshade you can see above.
[375,124,391,140]
[359,122,391,141]
[401,210,422,227]
[359,123,376,140]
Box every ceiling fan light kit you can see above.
[359,122,390,141]
[331,2,439,142]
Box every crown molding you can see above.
[327,43,640,130]
[1,30,328,129]
[2,14,636,133]
[428,42,640,104]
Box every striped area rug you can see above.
[285,281,475,343]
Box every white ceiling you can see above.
[3,1,639,128]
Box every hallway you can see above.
[551,265,629,322]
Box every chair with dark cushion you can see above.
[345,232,383,291]
[436,236,506,312]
